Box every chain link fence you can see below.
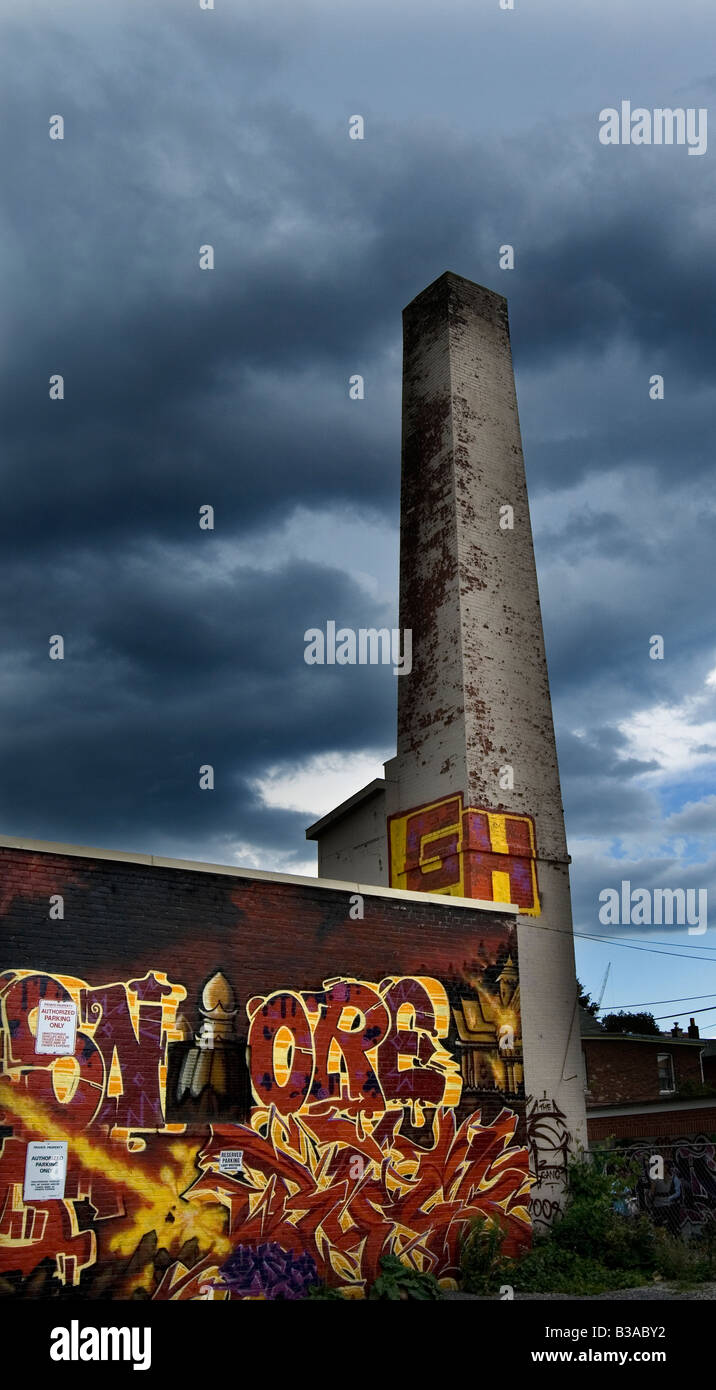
[590,1136,716,1239]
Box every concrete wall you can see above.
[0,839,530,1300]
[308,786,388,885]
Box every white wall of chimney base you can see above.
[518,860,589,1221]
[314,794,388,885]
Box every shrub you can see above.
[651,1227,713,1285]
[513,1158,713,1294]
[305,1281,347,1300]
[459,1216,512,1294]
[368,1254,444,1301]
[549,1157,657,1272]
[675,1080,716,1100]
[508,1240,648,1296]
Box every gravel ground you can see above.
[445,1282,716,1301]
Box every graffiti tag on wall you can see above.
[388,794,540,913]
[525,1094,572,1228]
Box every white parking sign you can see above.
[23,1142,68,1201]
[218,1149,244,1175]
[35,998,77,1056]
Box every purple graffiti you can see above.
[219,1242,319,1300]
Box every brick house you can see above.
[700,1040,716,1089]
[581,1010,716,1144]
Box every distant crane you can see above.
[596,963,612,1011]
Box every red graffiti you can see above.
[403,797,462,892]
[83,975,174,1130]
[246,975,456,1118]
[247,991,315,1114]
[389,794,540,913]
[0,970,184,1136]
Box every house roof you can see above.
[578,1006,604,1036]
[579,1007,704,1046]
[582,1030,704,1047]
[305,778,386,839]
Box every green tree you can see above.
[577,980,600,1017]
[601,1011,660,1036]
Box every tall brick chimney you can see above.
[307,271,588,1213]
[385,273,567,858]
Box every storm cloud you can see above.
[1,0,715,1017]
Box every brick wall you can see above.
[584,1038,703,1106]
[588,1107,716,1143]
[0,842,531,1300]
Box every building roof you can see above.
[578,1007,604,1036]
[579,1008,704,1046]
[587,1095,716,1118]
[582,1030,704,1047]
[305,778,386,839]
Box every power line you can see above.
[581,935,716,952]
[597,992,716,1012]
[652,1005,716,1021]
[522,914,716,961]
[517,921,716,1046]
[521,917,716,961]
[572,928,716,963]
[516,915,716,977]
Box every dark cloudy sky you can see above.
[2,0,716,1028]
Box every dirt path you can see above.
[446,1282,716,1300]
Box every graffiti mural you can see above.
[0,847,531,1299]
[616,1136,716,1235]
[182,1102,530,1298]
[388,794,540,914]
[0,962,531,1298]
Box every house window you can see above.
[582,1048,591,1093]
[657,1053,675,1094]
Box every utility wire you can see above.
[597,992,716,1012]
[521,914,716,961]
[571,927,716,963]
[651,1005,716,1021]
[519,917,708,958]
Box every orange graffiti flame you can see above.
[0,1081,229,1273]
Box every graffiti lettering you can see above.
[0,969,185,1138]
[306,980,389,1112]
[0,963,531,1298]
[530,1197,563,1223]
[246,975,459,1119]
[246,990,315,1114]
[525,1094,572,1228]
[388,793,540,913]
